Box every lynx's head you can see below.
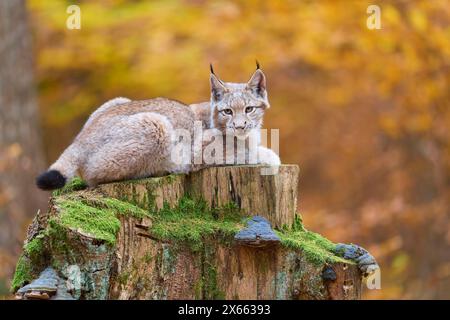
[210,63,269,139]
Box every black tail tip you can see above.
[36,170,66,190]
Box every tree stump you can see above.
[12,165,364,300]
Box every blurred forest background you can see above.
[0,0,449,299]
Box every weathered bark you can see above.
[0,0,46,288]
[12,165,363,300]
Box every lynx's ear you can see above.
[246,68,267,101]
[210,64,227,102]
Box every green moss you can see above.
[88,196,149,219]
[203,263,225,299]
[120,174,180,188]
[53,177,88,196]
[166,174,178,183]
[11,231,52,292]
[202,246,225,299]
[143,252,153,264]
[52,193,149,245]
[149,196,244,251]
[276,215,350,265]
[55,198,121,244]
[118,271,130,285]
[10,256,33,292]
[47,219,71,254]
[23,235,46,259]
[193,244,225,299]
[194,279,203,299]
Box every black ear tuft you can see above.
[247,68,267,99]
[210,65,227,102]
[36,170,66,190]
[256,59,260,70]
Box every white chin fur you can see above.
[231,129,250,139]
[235,133,249,140]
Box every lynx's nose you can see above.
[234,121,247,130]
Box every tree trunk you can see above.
[12,165,363,300]
[0,0,46,291]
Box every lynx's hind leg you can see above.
[81,112,175,187]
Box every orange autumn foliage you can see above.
[3,0,448,298]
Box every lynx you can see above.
[36,64,280,190]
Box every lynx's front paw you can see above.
[257,146,280,175]
[257,146,281,166]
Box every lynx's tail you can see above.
[36,144,80,190]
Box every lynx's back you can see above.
[81,97,196,139]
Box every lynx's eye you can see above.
[245,106,255,113]
[223,108,233,115]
